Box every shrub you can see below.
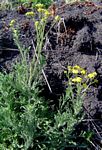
[0,70,84,149]
[18,0,53,7]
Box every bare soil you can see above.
[0,1,102,149]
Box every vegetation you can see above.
[0,0,89,10]
[0,0,99,149]
[18,0,53,7]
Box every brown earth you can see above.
[0,1,102,149]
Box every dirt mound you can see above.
[0,1,102,146]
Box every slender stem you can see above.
[32,40,52,93]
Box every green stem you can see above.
[29,21,46,87]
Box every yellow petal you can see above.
[87,72,97,79]
[80,69,86,75]
[72,69,79,74]
[55,15,61,21]
[73,65,81,70]
[25,11,34,16]
[71,77,82,83]
[35,3,44,8]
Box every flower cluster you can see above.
[34,3,60,29]
[21,3,61,30]
[25,11,34,17]
[37,8,45,13]
[87,72,97,79]
[35,3,60,20]
[37,8,51,18]
[68,65,86,75]
[65,65,97,87]
[71,77,82,83]
[35,3,44,8]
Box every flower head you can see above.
[35,3,44,8]
[44,10,51,17]
[25,11,34,17]
[72,69,79,74]
[80,69,86,75]
[71,77,82,83]
[73,65,81,70]
[37,8,45,13]
[87,72,97,79]
[55,15,61,21]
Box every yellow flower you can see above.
[73,65,81,70]
[87,72,97,79]
[71,77,82,83]
[55,15,61,21]
[35,3,44,8]
[37,8,45,13]
[67,65,86,75]
[35,21,39,28]
[25,11,34,17]
[80,69,86,75]
[72,69,79,74]
[44,10,51,17]
[9,19,15,27]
